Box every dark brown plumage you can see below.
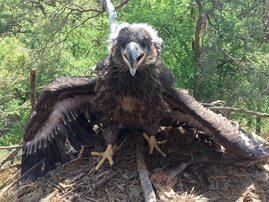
[90,24,174,168]
[21,23,269,180]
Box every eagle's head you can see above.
[109,23,163,76]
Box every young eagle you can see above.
[91,23,174,169]
[21,23,269,179]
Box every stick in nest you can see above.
[82,171,118,197]
[136,135,157,202]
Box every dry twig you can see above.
[0,163,21,173]
[0,145,22,149]
[207,106,269,118]
[83,171,118,196]
[0,140,23,167]
[202,100,269,118]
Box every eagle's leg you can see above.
[142,133,167,157]
[91,144,114,170]
[69,146,86,164]
[91,124,119,170]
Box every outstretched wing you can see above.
[163,87,269,160]
[21,76,97,180]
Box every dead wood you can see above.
[136,135,157,202]
[1,129,269,201]
[0,140,23,167]
[83,171,118,196]
[0,163,21,173]
[202,100,269,118]
[30,69,36,113]
[207,106,269,118]
[0,145,22,149]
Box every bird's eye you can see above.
[141,38,148,49]
[141,41,147,49]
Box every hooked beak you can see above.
[122,42,146,76]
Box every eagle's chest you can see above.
[111,96,150,125]
[96,67,166,125]
[119,97,141,112]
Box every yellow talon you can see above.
[91,144,114,170]
[142,133,167,157]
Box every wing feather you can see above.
[163,88,269,160]
[21,77,97,180]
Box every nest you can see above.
[0,127,269,202]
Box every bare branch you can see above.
[30,69,37,113]
[53,10,73,36]
[83,172,118,196]
[208,106,269,118]
[136,135,157,202]
[193,0,207,100]
[103,0,117,33]
[0,145,22,149]
[0,140,23,167]
[115,0,129,10]
[0,163,21,173]
[65,4,103,13]
[224,53,269,77]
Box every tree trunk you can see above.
[193,0,207,100]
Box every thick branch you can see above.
[103,0,117,33]
[194,15,202,59]
[136,135,157,202]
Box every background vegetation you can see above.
[0,0,268,147]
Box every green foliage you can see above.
[0,36,30,145]
[198,0,269,128]
[0,0,268,146]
